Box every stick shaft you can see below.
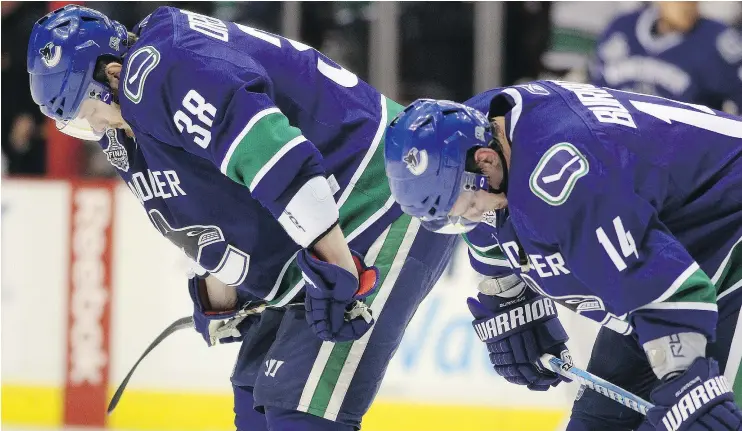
[539,353,654,416]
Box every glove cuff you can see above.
[644,332,707,379]
[472,296,558,343]
[188,276,240,320]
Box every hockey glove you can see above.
[468,275,570,391]
[296,249,380,343]
[188,275,259,347]
[647,357,742,431]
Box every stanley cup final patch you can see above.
[529,142,589,206]
[104,129,129,172]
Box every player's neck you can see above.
[655,19,676,35]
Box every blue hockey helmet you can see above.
[27,5,128,140]
[384,99,495,234]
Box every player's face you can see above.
[58,97,125,141]
[657,1,699,33]
[78,98,117,132]
[449,188,506,222]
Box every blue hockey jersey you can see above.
[590,6,742,110]
[462,80,742,345]
[100,7,404,305]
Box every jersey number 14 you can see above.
[596,216,638,271]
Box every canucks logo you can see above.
[403,147,428,176]
[124,45,161,104]
[39,42,62,68]
[529,142,589,206]
[103,129,129,172]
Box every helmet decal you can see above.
[475,126,486,142]
[39,42,62,68]
[109,36,121,51]
[403,148,428,176]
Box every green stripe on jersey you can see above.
[223,111,303,189]
[337,97,404,237]
[714,239,742,297]
[462,234,508,261]
[305,215,412,417]
[265,95,404,307]
[666,267,717,305]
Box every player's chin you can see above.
[480,191,507,212]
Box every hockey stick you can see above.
[107,315,194,414]
[538,353,654,416]
[107,302,270,414]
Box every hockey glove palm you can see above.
[647,357,742,431]
[297,249,379,343]
[468,276,570,391]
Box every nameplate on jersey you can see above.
[124,45,161,104]
[529,142,589,206]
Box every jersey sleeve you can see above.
[705,27,742,110]
[123,46,337,249]
[462,228,513,278]
[524,141,718,346]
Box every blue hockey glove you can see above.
[647,357,742,431]
[296,249,380,342]
[188,275,259,347]
[468,276,570,391]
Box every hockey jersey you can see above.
[100,7,404,306]
[590,6,742,110]
[462,80,742,345]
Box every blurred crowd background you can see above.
[3,1,742,178]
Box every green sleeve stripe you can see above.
[640,265,717,311]
[712,237,742,297]
[220,107,279,173]
[221,110,304,189]
[462,234,508,262]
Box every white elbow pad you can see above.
[278,176,339,248]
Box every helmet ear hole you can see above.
[93,54,120,85]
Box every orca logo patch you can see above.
[124,45,161,104]
[529,142,589,206]
[403,147,428,176]
[39,42,62,68]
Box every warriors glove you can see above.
[468,275,570,391]
[647,357,742,431]
[297,249,380,342]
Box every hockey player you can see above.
[384,82,742,431]
[590,2,742,112]
[27,6,457,430]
